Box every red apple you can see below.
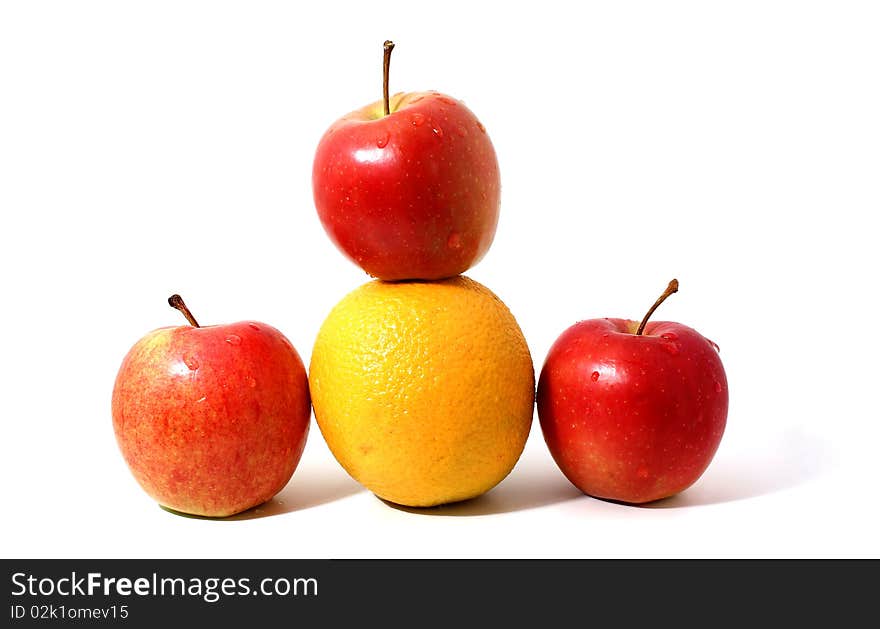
[536,280,728,504]
[111,295,311,517]
[312,41,500,281]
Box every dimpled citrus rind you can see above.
[309,276,535,507]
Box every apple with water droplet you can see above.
[312,41,500,280]
[536,280,729,504]
[111,295,311,517]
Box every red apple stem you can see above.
[168,294,200,328]
[383,40,395,116]
[636,279,679,336]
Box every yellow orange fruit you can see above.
[309,276,535,507]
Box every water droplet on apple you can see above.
[715,381,723,393]
[447,231,461,248]
[591,371,600,382]
[660,332,678,341]
[476,121,486,134]
[248,323,260,331]
[376,131,389,148]
[456,126,468,137]
[248,377,257,388]
[409,95,424,104]
[411,113,425,126]
[662,343,680,356]
[431,125,444,138]
[183,353,199,370]
[437,95,457,106]
[225,334,241,346]
[707,338,720,352]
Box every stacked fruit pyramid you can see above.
[111,41,729,518]
[308,42,536,507]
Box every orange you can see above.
[309,276,535,507]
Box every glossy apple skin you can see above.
[312,91,500,281]
[111,321,311,517]
[536,318,728,504]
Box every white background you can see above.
[2,1,878,559]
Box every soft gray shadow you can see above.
[380,461,583,517]
[160,468,364,521]
[642,428,829,509]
